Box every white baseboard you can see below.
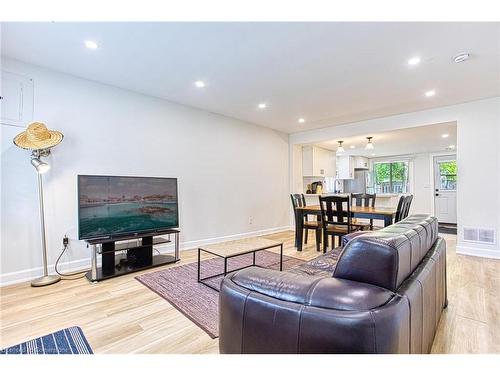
[178,225,291,250]
[0,258,91,287]
[456,245,500,259]
[0,225,292,287]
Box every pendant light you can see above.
[336,141,345,155]
[365,136,374,150]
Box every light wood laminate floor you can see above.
[1,231,499,353]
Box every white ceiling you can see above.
[316,122,458,157]
[1,22,499,134]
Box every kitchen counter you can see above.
[303,193,330,196]
[303,193,347,197]
[302,192,399,208]
[373,194,400,208]
[303,192,399,197]
[303,193,348,205]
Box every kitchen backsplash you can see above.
[303,176,339,194]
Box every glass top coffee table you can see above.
[197,237,284,292]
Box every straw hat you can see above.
[13,122,64,150]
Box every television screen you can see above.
[78,175,178,240]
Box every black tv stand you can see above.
[85,229,180,282]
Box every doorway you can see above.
[433,155,457,224]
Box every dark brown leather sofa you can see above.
[219,214,447,353]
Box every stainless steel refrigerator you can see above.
[343,169,371,194]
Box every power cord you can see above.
[54,236,90,280]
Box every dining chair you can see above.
[395,196,405,222]
[350,193,377,230]
[403,195,413,218]
[395,195,414,222]
[319,195,360,253]
[290,194,321,252]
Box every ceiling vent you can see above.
[463,227,496,244]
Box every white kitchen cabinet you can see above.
[1,71,34,127]
[354,156,369,169]
[336,155,355,179]
[302,146,335,177]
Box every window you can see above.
[373,161,409,194]
[438,160,457,190]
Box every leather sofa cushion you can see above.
[230,267,395,311]
[333,215,438,291]
[287,247,343,277]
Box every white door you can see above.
[433,155,457,224]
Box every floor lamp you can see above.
[13,122,64,287]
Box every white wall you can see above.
[0,58,290,285]
[290,97,500,259]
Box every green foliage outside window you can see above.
[374,161,409,193]
[439,161,457,181]
[439,160,457,190]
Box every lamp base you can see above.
[31,274,61,287]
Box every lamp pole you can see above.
[31,150,60,287]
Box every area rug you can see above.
[0,326,93,354]
[135,250,304,338]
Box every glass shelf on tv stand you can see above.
[85,229,180,282]
[113,236,171,251]
[85,228,179,245]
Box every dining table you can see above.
[294,205,398,251]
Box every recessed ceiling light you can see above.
[442,133,449,138]
[194,80,205,88]
[84,40,98,49]
[448,145,456,149]
[425,90,436,97]
[408,56,421,66]
[349,145,355,149]
[298,118,305,123]
[258,103,267,109]
[453,52,470,63]
[371,153,376,157]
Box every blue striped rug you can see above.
[0,326,93,354]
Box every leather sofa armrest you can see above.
[342,230,370,247]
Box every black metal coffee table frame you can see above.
[197,243,283,292]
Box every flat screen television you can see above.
[78,175,178,240]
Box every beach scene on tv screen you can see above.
[79,176,178,238]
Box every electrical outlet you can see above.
[63,235,69,246]
[249,217,253,225]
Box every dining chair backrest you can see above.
[395,196,405,222]
[290,194,306,214]
[395,195,414,222]
[319,195,352,228]
[351,193,376,208]
[403,195,413,218]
